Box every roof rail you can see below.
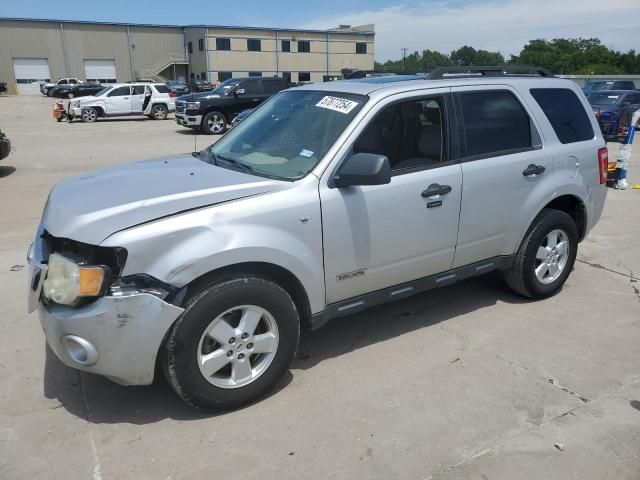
[342,68,426,79]
[427,66,554,80]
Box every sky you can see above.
[3,0,640,61]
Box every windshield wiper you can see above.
[216,154,254,173]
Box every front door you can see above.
[451,86,556,268]
[319,90,463,304]
[106,85,132,114]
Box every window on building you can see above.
[216,38,231,51]
[356,42,367,54]
[354,97,447,172]
[199,38,204,51]
[201,72,207,81]
[247,39,261,52]
[190,72,195,79]
[298,72,311,82]
[248,72,262,77]
[459,91,533,158]
[281,71,291,84]
[281,40,290,52]
[530,88,595,144]
[218,71,233,81]
[298,40,311,53]
[188,41,193,54]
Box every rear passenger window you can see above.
[262,80,283,94]
[154,85,169,93]
[459,91,532,158]
[530,88,594,144]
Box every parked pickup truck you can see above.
[28,67,607,410]
[41,78,82,96]
[175,77,288,134]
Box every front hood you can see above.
[75,95,100,104]
[43,154,286,245]
[179,92,222,102]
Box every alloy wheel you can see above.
[197,305,279,389]
[207,114,225,134]
[534,229,569,284]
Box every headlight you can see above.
[186,101,200,109]
[42,253,106,305]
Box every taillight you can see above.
[598,147,608,184]
[168,91,175,98]
[593,108,600,119]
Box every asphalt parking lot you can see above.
[1,94,639,480]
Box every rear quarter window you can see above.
[530,88,594,144]
[154,85,170,93]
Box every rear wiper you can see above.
[216,154,254,173]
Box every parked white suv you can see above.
[28,67,608,410]
[69,83,175,122]
[40,78,82,96]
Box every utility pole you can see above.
[401,48,408,70]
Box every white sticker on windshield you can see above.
[608,96,619,99]
[299,149,314,158]
[316,96,359,114]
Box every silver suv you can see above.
[27,67,608,410]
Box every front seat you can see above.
[393,106,443,170]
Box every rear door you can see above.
[106,86,132,114]
[131,85,145,112]
[233,79,263,115]
[452,86,556,267]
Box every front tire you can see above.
[163,275,300,410]
[504,208,578,299]
[202,111,227,135]
[81,107,98,123]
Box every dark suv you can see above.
[175,77,289,134]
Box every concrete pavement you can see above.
[1,95,639,480]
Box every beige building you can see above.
[186,24,374,84]
[0,18,374,94]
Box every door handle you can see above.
[523,164,546,177]
[421,183,452,198]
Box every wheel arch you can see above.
[542,194,587,242]
[181,261,312,330]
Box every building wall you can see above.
[0,20,67,85]
[184,27,208,80]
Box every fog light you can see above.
[62,335,98,366]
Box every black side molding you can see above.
[310,255,514,330]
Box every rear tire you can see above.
[150,104,168,120]
[504,208,578,299]
[163,275,300,410]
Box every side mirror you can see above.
[235,88,246,96]
[333,153,391,188]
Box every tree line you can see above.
[374,38,640,75]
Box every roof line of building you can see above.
[0,17,375,35]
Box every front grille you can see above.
[176,103,185,114]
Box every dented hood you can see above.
[43,154,285,244]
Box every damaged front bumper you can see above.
[175,113,202,128]
[28,229,184,386]
[38,293,183,385]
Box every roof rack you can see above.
[427,66,554,80]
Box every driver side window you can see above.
[353,96,447,173]
[109,86,131,97]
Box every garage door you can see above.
[84,60,117,83]
[13,58,51,94]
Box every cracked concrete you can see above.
[1,96,640,480]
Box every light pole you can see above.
[401,48,408,70]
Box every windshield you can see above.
[588,93,621,105]
[211,78,241,95]
[206,90,368,180]
[587,82,614,92]
[95,87,111,97]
